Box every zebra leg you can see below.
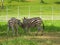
[40,24,44,36]
[24,27,28,35]
[36,26,41,36]
[27,28,30,35]
[40,22,44,36]
[24,28,26,33]
[25,27,27,33]
[11,26,15,36]
[28,28,30,35]
[7,25,10,37]
[15,26,18,36]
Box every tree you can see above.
[20,0,25,2]
[40,0,45,4]
[8,0,26,2]
[1,0,4,9]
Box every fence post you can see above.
[6,6,8,22]
[28,6,30,18]
[17,6,20,19]
[52,6,54,24]
[40,6,42,20]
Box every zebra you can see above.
[7,17,21,36]
[21,17,44,35]
[7,17,44,36]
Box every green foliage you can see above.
[20,0,25,2]
[4,0,26,3]
[0,20,60,37]
[0,20,60,32]
[0,37,60,45]
[0,0,60,45]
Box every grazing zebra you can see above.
[7,17,21,36]
[21,17,44,35]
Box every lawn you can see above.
[0,0,60,17]
[0,0,60,45]
[0,20,60,35]
[0,32,60,45]
[0,2,60,22]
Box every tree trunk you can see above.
[1,0,4,9]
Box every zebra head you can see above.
[23,17,28,24]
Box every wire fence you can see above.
[0,6,60,22]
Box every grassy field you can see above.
[0,20,60,45]
[0,0,60,22]
[0,32,60,45]
[0,0,60,45]
[0,20,60,31]
[0,0,60,16]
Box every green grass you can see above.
[0,20,60,37]
[0,20,60,32]
[0,37,37,45]
[0,0,60,17]
[0,0,60,45]
[0,36,60,45]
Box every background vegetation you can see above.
[0,0,60,45]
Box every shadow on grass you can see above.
[44,25,60,32]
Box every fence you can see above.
[0,6,60,22]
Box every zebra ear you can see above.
[24,17,26,19]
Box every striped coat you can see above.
[22,17,44,35]
[8,17,21,36]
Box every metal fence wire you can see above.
[0,6,60,22]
